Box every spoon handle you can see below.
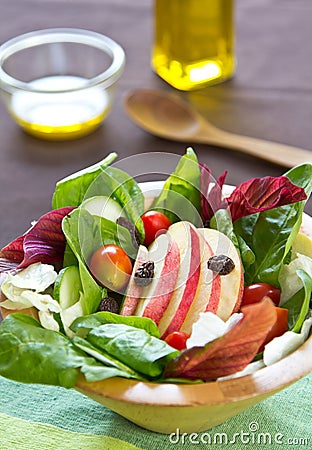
[196,128,312,167]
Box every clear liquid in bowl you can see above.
[10,75,110,140]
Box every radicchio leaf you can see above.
[164,298,276,381]
[0,207,74,269]
[0,236,25,263]
[0,258,19,271]
[227,176,307,222]
[200,162,228,225]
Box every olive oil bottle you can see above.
[152,0,235,91]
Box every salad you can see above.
[0,148,311,388]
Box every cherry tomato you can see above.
[141,210,172,246]
[89,244,132,292]
[259,307,288,352]
[164,331,190,351]
[241,283,281,307]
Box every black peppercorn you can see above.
[134,261,155,286]
[207,254,235,275]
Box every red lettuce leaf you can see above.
[0,207,74,269]
[0,257,19,273]
[200,163,228,224]
[164,298,276,381]
[0,235,25,263]
[227,176,307,222]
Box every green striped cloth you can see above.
[0,374,311,450]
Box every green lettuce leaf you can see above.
[73,206,137,261]
[82,166,145,242]
[87,323,178,378]
[0,314,95,388]
[151,148,202,225]
[282,269,312,332]
[62,211,103,315]
[71,311,160,337]
[52,153,118,209]
[233,163,312,286]
[52,153,145,242]
[73,336,144,381]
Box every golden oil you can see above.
[152,0,235,91]
[10,76,110,140]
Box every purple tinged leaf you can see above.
[0,207,74,269]
[0,258,19,273]
[227,176,307,222]
[200,162,228,224]
[0,236,25,263]
[164,298,277,381]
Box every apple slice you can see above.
[179,232,219,334]
[132,233,180,323]
[157,222,201,338]
[121,245,149,316]
[197,228,244,320]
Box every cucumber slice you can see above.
[54,266,83,310]
[81,195,124,222]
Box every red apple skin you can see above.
[121,233,181,323]
[141,238,180,324]
[231,269,244,313]
[181,227,244,334]
[121,222,244,338]
[179,230,216,335]
[160,224,201,339]
[121,245,149,316]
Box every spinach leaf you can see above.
[52,153,118,209]
[62,211,103,315]
[83,167,145,241]
[0,314,94,388]
[87,323,178,378]
[73,336,144,381]
[283,163,312,257]
[210,209,255,272]
[151,148,202,226]
[71,311,160,338]
[233,163,312,286]
[74,208,137,260]
[63,242,78,267]
[234,204,301,286]
[80,360,139,383]
[283,269,312,332]
[284,163,312,194]
[62,206,138,315]
[210,209,235,240]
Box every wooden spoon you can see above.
[124,89,312,167]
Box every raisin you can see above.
[207,255,235,275]
[116,217,139,248]
[97,297,119,313]
[134,261,155,287]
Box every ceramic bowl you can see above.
[1,182,311,434]
[0,28,125,140]
[74,181,312,433]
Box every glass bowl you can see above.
[0,28,125,140]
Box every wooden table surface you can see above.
[0,0,312,248]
